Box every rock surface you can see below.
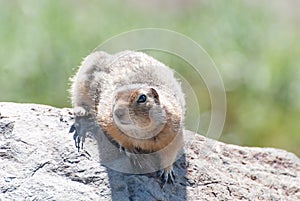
[0,102,299,201]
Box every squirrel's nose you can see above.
[114,108,125,119]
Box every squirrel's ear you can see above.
[150,88,160,104]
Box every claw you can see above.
[69,124,76,133]
[119,145,126,153]
[129,154,143,169]
[119,146,143,169]
[69,123,84,152]
[158,168,176,185]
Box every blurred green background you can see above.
[0,0,299,155]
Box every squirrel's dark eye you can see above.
[137,94,147,103]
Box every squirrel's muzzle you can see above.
[113,106,131,125]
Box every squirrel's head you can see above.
[112,86,166,139]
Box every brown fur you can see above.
[71,51,185,180]
[101,110,182,153]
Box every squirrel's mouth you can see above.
[119,120,131,125]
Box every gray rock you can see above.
[0,102,299,201]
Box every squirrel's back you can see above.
[71,50,185,120]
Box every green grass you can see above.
[0,0,299,155]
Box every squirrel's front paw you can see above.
[69,122,86,151]
[158,166,176,185]
[69,107,88,150]
[69,115,96,151]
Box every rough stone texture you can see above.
[0,102,299,201]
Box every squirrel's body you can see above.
[70,51,185,183]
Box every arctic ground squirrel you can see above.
[69,50,185,184]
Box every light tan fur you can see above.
[70,50,185,182]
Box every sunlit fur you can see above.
[71,50,185,176]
